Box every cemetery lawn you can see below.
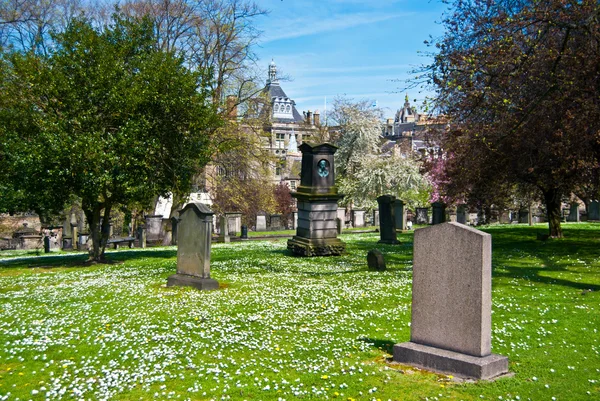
[0,224,599,401]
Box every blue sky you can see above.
[253,0,448,120]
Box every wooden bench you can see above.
[107,237,135,249]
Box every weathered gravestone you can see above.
[568,203,580,222]
[394,222,509,380]
[256,214,267,231]
[240,225,248,240]
[589,201,600,221]
[457,206,467,225]
[431,202,446,225]
[219,215,230,243]
[226,212,242,236]
[288,143,345,256]
[416,207,429,225]
[372,209,379,227]
[167,203,218,291]
[170,217,179,246]
[377,195,399,244]
[145,214,163,244]
[353,209,366,228]
[270,214,283,230]
[367,249,386,271]
[394,199,407,231]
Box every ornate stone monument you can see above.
[167,202,218,291]
[288,143,345,256]
[394,222,508,380]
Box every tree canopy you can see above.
[421,0,600,237]
[0,14,220,260]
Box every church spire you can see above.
[268,59,278,84]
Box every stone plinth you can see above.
[167,202,218,291]
[394,222,508,380]
[288,142,345,256]
[377,195,399,244]
[19,235,42,250]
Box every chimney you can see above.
[226,95,238,119]
[313,110,320,126]
[306,110,312,124]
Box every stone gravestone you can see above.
[589,201,600,221]
[367,249,386,271]
[337,208,346,226]
[145,215,163,244]
[431,202,446,225]
[568,203,580,222]
[292,211,298,230]
[240,225,248,240]
[377,195,399,244]
[352,209,366,228]
[219,215,230,243]
[457,206,467,224]
[226,212,242,236]
[518,209,529,224]
[372,210,379,227]
[270,214,282,230]
[288,143,345,256]
[416,208,429,225]
[394,222,508,380]
[256,214,267,231]
[394,200,407,231]
[167,202,218,291]
[170,217,179,246]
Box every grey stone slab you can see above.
[353,210,366,227]
[589,201,600,220]
[411,222,491,357]
[256,215,267,231]
[297,218,337,230]
[393,342,508,380]
[297,202,338,212]
[394,200,406,230]
[378,195,399,244]
[175,203,213,279]
[298,210,336,221]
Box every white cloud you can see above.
[261,12,414,43]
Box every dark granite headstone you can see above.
[367,249,386,271]
[589,201,600,221]
[394,199,407,230]
[416,208,429,225]
[240,225,248,240]
[568,203,580,222]
[432,202,446,225]
[377,195,399,244]
[44,236,50,253]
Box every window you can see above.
[276,167,281,176]
[274,104,279,112]
[285,105,291,113]
[290,181,296,190]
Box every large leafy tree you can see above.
[421,0,600,237]
[0,15,220,261]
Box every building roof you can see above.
[263,60,305,123]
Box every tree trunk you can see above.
[543,188,563,238]
[85,205,103,262]
[84,202,112,262]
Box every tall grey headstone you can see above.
[377,195,399,244]
[372,209,379,227]
[170,217,179,246]
[145,214,163,244]
[589,200,600,221]
[337,208,346,225]
[353,209,366,228]
[167,203,218,291]
[416,208,429,225]
[394,222,508,380]
[288,142,345,256]
[568,203,580,222]
[256,215,267,231]
[219,215,230,243]
[394,200,407,230]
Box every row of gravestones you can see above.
[167,143,509,380]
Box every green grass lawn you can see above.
[0,223,598,401]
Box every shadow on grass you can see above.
[358,337,396,354]
[0,248,177,269]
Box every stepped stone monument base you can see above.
[394,342,508,380]
[287,236,346,257]
[167,274,219,291]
